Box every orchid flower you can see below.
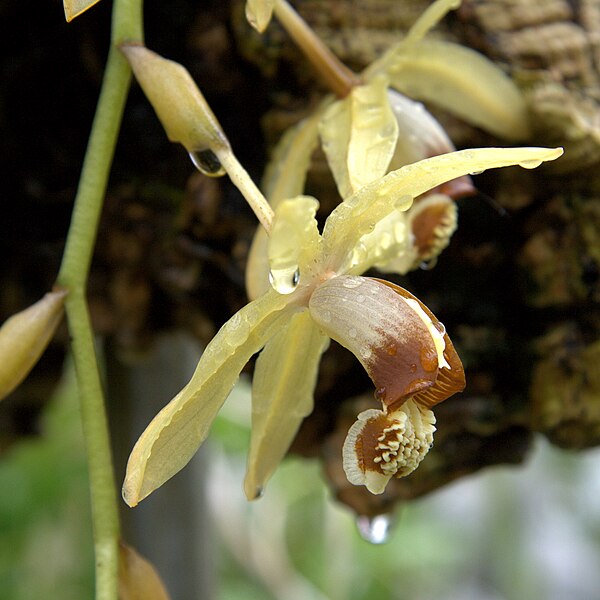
[245,0,532,298]
[122,143,562,506]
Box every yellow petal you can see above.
[267,196,323,294]
[387,40,531,141]
[323,146,563,269]
[63,0,101,22]
[0,290,67,401]
[123,290,295,506]
[319,76,399,198]
[344,210,414,276]
[246,104,327,300]
[244,312,328,499]
[119,541,171,600]
[364,0,460,77]
[245,0,276,33]
[120,45,228,154]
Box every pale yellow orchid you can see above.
[246,0,532,298]
[123,144,562,506]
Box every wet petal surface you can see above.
[245,312,328,499]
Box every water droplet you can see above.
[349,327,357,339]
[356,294,365,304]
[188,149,226,177]
[410,363,417,373]
[269,267,300,294]
[320,310,332,323]
[356,514,394,544]
[394,194,413,210]
[419,257,438,271]
[380,232,392,250]
[469,169,485,176]
[435,320,446,336]
[342,277,363,289]
[518,159,543,170]
[360,348,373,360]
[386,344,397,356]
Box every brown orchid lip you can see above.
[308,276,441,407]
[372,278,465,409]
[410,195,457,262]
[343,400,437,494]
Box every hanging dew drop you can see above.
[356,514,394,544]
[419,257,438,271]
[268,266,300,294]
[518,159,543,170]
[188,149,226,177]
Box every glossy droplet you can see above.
[342,278,363,290]
[419,257,438,271]
[469,169,485,176]
[268,267,300,295]
[356,514,394,544]
[188,149,226,177]
[394,194,413,210]
[518,159,543,169]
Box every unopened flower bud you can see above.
[0,289,67,401]
[120,44,229,156]
[63,0,101,22]
[119,541,170,600]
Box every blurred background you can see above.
[1,358,599,600]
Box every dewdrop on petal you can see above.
[120,44,228,176]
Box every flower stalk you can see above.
[56,0,144,598]
[273,0,360,97]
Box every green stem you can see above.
[57,1,144,598]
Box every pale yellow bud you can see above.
[0,290,67,401]
[63,0,101,22]
[120,44,229,155]
[119,541,171,600]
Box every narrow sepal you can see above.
[323,146,563,268]
[387,40,532,141]
[245,312,328,499]
[122,290,295,506]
